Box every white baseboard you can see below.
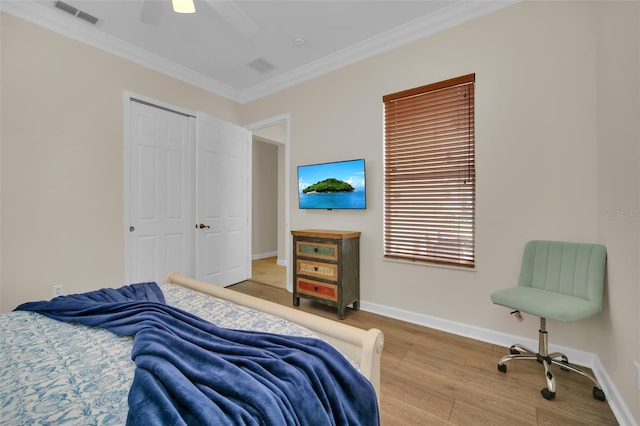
[252,251,277,260]
[591,357,638,426]
[276,258,287,267]
[359,299,637,426]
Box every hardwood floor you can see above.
[251,257,286,289]
[229,280,619,425]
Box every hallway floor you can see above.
[251,257,286,289]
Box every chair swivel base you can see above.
[496,318,606,401]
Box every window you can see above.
[383,74,475,268]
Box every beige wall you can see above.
[251,140,278,258]
[594,1,640,416]
[1,0,639,421]
[241,1,639,421]
[0,13,241,311]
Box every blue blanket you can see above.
[16,283,379,425]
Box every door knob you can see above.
[197,223,210,229]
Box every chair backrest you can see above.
[518,240,607,303]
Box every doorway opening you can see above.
[246,114,291,292]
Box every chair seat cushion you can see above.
[490,286,602,322]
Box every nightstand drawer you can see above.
[296,278,338,302]
[296,241,338,261]
[296,259,338,281]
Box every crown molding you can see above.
[1,0,516,104]
[0,0,240,101]
[237,0,517,103]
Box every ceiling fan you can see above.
[140,0,258,37]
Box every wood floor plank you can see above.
[251,257,286,289]
[382,367,455,420]
[228,280,619,425]
[449,399,536,426]
[381,395,454,426]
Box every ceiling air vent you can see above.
[247,58,275,74]
[53,1,99,25]
[53,0,77,15]
[76,10,99,25]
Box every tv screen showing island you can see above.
[297,159,366,210]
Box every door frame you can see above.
[245,114,292,292]
[123,92,198,282]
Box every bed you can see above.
[0,273,384,425]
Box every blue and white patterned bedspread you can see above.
[0,283,317,425]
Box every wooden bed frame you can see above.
[165,273,384,402]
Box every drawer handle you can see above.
[313,247,319,253]
[314,286,319,291]
[313,266,318,272]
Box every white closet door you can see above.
[128,101,193,284]
[195,112,250,286]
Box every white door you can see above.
[128,101,194,284]
[196,112,251,286]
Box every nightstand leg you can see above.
[293,295,300,306]
[352,300,359,311]
[338,307,345,320]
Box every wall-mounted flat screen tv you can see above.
[297,158,366,210]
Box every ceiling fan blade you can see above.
[202,0,258,37]
[140,0,165,26]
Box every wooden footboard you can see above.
[164,273,384,402]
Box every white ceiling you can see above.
[1,0,513,103]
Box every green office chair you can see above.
[490,240,607,401]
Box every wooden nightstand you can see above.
[291,229,360,320]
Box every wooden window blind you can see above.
[383,73,475,268]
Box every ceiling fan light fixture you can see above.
[172,0,196,14]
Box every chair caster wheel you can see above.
[593,387,606,401]
[497,363,507,373]
[509,346,520,355]
[541,388,556,400]
[560,356,570,371]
